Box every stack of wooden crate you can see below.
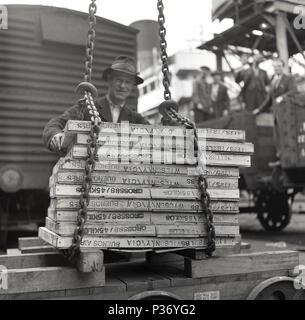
[39,120,253,253]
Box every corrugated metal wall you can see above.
[0,5,138,191]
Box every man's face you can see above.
[108,71,135,103]
[214,75,221,83]
[273,61,284,76]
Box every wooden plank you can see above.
[45,218,157,237]
[151,213,239,225]
[45,218,240,237]
[76,249,104,273]
[70,145,197,165]
[39,227,238,249]
[20,246,56,254]
[150,188,239,200]
[50,198,151,211]
[54,158,240,177]
[65,120,193,137]
[50,185,151,199]
[198,141,254,154]
[49,198,239,213]
[50,185,240,200]
[155,224,239,237]
[0,252,69,269]
[48,209,239,225]
[76,133,189,151]
[65,120,245,141]
[197,128,245,141]
[199,152,251,167]
[184,250,299,278]
[52,171,239,189]
[0,266,105,294]
[18,237,48,250]
[48,209,152,223]
[69,146,251,166]
[52,171,200,187]
[110,263,171,292]
[76,134,252,154]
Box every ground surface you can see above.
[240,212,305,265]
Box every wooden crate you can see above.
[199,111,276,190]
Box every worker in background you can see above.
[235,54,269,111]
[253,58,297,163]
[192,66,214,123]
[210,70,230,119]
[43,56,149,153]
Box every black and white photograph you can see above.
[1,0,305,304]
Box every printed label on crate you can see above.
[70,145,197,165]
[150,188,239,200]
[49,198,239,213]
[55,159,241,179]
[198,141,254,154]
[76,133,189,151]
[39,227,239,249]
[52,171,238,189]
[201,152,251,167]
[53,172,199,187]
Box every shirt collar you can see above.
[106,94,125,109]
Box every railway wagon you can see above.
[198,93,305,233]
[0,5,139,251]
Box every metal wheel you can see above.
[247,277,305,300]
[129,291,180,300]
[254,183,291,232]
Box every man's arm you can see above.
[42,103,83,151]
[253,93,272,115]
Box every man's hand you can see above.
[223,110,229,117]
[50,133,64,152]
[197,103,204,110]
[276,96,284,104]
[253,108,260,115]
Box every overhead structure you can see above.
[200,0,305,71]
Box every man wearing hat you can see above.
[235,54,269,111]
[43,56,149,153]
[210,70,230,119]
[192,66,214,123]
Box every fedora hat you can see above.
[102,56,144,85]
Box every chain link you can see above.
[84,0,97,83]
[63,92,101,264]
[157,0,171,101]
[165,106,216,257]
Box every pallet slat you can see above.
[49,198,239,212]
[39,227,238,249]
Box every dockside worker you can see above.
[43,56,149,153]
[253,58,297,163]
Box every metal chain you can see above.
[166,107,216,257]
[157,0,171,101]
[156,0,215,256]
[63,93,101,263]
[85,0,97,83]
[63,0,101,264]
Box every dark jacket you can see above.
[257,74,297,113]
[192,76,212,111]
[211,83,230,118]
[236,67,269,94]
[43,96,150,150]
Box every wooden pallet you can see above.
[0,241,299,300]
